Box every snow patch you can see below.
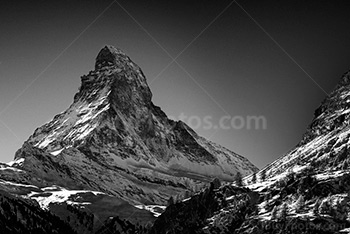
[28,186,105,210]
[0,179,38,188]
[134,205,166,217]
[6,158,25,167]
[50,149,64,156]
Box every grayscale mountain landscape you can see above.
[2,1,350,234]
[2,45,350,233]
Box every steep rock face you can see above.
[255,70,350,179]
[13,45,257,204]
[300,70,350,146]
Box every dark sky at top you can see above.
[1,0,350,168]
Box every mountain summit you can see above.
[11,45,257,205]
[95,45,131,69]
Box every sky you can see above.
[1,1,350,169]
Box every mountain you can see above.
[146,70,350,234]
[0,45,257,233]
[12,45,256,205]
[3,45,350,234]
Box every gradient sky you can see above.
[1,1,350,169]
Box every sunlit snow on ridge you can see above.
[6,157,25,167]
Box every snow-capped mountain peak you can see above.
[12,45,257,205]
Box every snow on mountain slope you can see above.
[248,70,350,182]
[28,75,112,152]
[6,157,25,167]
[150,160,350,233]
[135,204,166,217]
[26,186,105,210]
[0,177,156,233]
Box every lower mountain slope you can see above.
[0,190,76,234]
[143,166,350,234]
